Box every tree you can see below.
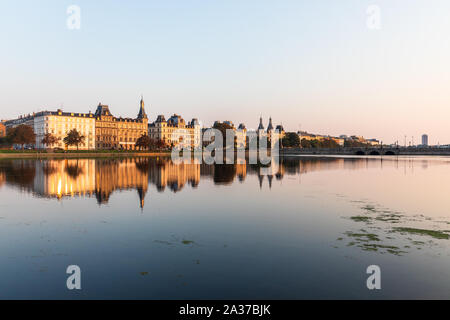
[63,129,85,150]
[281,132,300,148]
[212,122,236,149]
[155,139,167,150]
[135,134,151,150]
[65,161,84,178]
[321,138,339,149]
[7,125,36,150]
[0,136,10,147]
[343,139,371,148]
[301,138,312,148]
[41,133,59,148]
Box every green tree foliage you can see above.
[301,138,340,149]
[155,139,167,150]
[63,129,85,150]
[41,133,60,148]
[300,139,311,148]
[135,135,168,151]
[344,140,371,148]
[281,132,300,148]
[212,122,236,148]
[7,125,36,149]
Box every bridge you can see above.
[280,147,450,156]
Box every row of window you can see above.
[97,136,139,143]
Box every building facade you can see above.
[148,114,201,148]
[5,110,96,150]
[34,110,96,150]
[422,134,429,146]
[236,123,247,149]
[0,121,5,138]
[95,97,148,150]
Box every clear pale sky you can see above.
[1,0,449,145]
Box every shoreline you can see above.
[2,149,450,159]
[0,151,172,159]
[280,148,450,157]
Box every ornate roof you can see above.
[155,115,166,123]
[95,104,112,117]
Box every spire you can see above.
[267,117,274,132]
[258,174,264,189]
[137,187,147,209]
[137,95,147,119]
[258,116,264,130]
[268,175,273,189]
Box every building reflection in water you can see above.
[0,156,442,208]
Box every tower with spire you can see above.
[257,116,265,137]
[267,117,274,133]
[137,95,147,120]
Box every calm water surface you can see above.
[1,155,450,299]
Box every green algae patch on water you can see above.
[358,244,406,255]
[345,231,380,242]
[350,216,372,223]
[375,213,402,223]
[393,227,450,240]
[361,205,377,213]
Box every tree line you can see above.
[281,132,341,149]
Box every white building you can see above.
[35,110,95,150]
[148,114,202,149]
[5,110,96,150]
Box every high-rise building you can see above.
[422,134,429,146]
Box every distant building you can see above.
[422,134,429,146]
[366,139,380,146]
[5,110,96,150]
[148,114,201,148]
[330,136,345,146]
[94,97,148,150]
[4,113,35,129]
[223,120,234,128]
[266,117,285,141]
[34,110,96,150]
[258,117,284,141]
[0,121,6,138]
[298,131,325,141]
[257,116,265,136]
[236,123,247,149]
[206,121,247,149]
[275,124,286,138]
[4,98,148,150]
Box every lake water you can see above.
[1,155,450,299]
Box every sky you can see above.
[1,0,450,145]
